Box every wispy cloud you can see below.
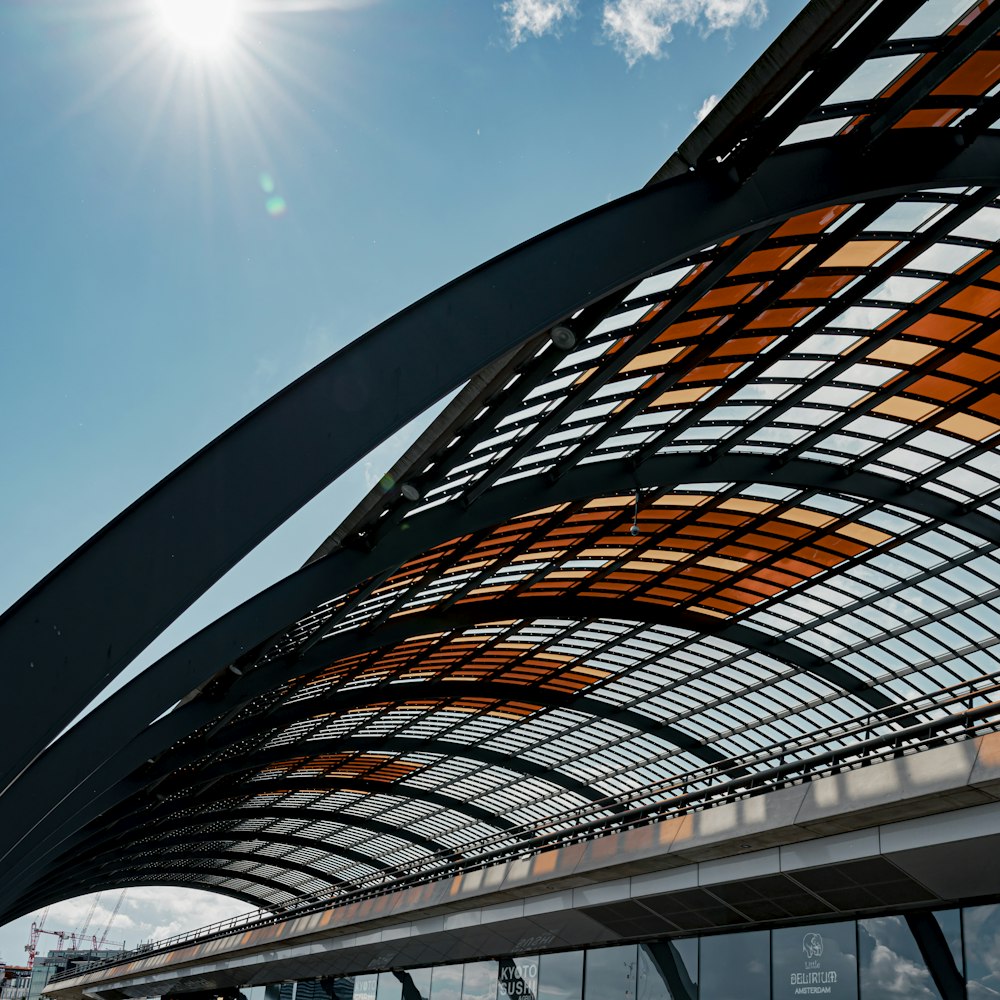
[602,0,767,64]
[695,92,720,122]
[500,0,579,45]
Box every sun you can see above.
[155,0,241,57]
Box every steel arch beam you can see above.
[35,863,302,914]
[0,804,458,926]
[272,598,891,711]
[22,879,271,919]
[46,848,344,901]
[0,803,455,927]
[86,777,519,846]
[2,130,996,796]
[3,451,997,921]
[172,680,732,781]
[43,849,344,904]
[75,831,397,880]
[136,734,618,815]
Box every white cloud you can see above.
[696,92,720,122]
[602,0,767,64]
[18,888,256,953]
[500,0,579,45]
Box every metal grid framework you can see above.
[2,0,1000,925]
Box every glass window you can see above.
[701,930,767,1000]
[639,941,697,1000]
[379,973,403,1000]
[964,903,1000,998]
[773,921,858,1000]
[355,977,380,1000]
[584,945,638,1000]
[859,915,956,1000]
[432,966,464,1000]
[498,956,539,1000]
[538,951,583,1000]
[462,962,497,1000]
[328,981,362,1000]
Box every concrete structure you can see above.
[45,735,1000,1000]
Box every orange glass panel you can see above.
[780,246,816,271]
[719,498,777,515]
[773,557,824,578]
[873,397,941,421]
[932,50,1000,95]
[819,536,866,558]
[948,285,1000,319]
[774,205,852,237]
[904,314,975,342]
[939,354,1000,381]
[976,330,1000,355]
[739,577,784,598]
[621,345,686,372]
[679,362,744,383]
[894,108,963,128]
[746,307,816,329]
[654,316,720,342]
[784,274,856,299]
[757,568,804,588]
[700,555,749,572]
[822,241,898,268]
[838,523,892,546]
[712,335,778,357]
[938,412,1000,441]
[867,339,938,365]
[681,524,729,540]
[766,521,811,540]
[794,546,844,569]
[780,507,835,528]
[717,588,767,608]
[909,375,970,401]
[641,301,668,323]
[972,395,1000,421]
[702,598,746,615]
[692,283,761,309]
[730,245,806,275]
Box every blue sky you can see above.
[0,0,803,966]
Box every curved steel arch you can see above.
[284,598,890,708]
[171,778,517,831]
[3,450,995,918]
[2,131,995,798]
[77,830,398,879]
[35,862,304,914]
[0,805,462,925]
[176,680,733,778]
[150,734,621,812]
[45,847,345,901]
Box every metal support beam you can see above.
[3,448,998,920]
[147,732,620,812]
[2,131,995,799]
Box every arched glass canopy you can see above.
[2,0,1000,923]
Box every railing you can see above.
[50,673,1000,984]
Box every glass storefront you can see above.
[269,902,1000,1000]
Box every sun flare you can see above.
[155,0,241,57]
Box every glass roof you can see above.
[15,0,1000,919]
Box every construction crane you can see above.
[97,892,127,951]
[76,893,101,944]
[24,906,126,968]
[23,908,50,969]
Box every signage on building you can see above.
[773,923,858,1000]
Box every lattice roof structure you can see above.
[2,0,1000,922]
